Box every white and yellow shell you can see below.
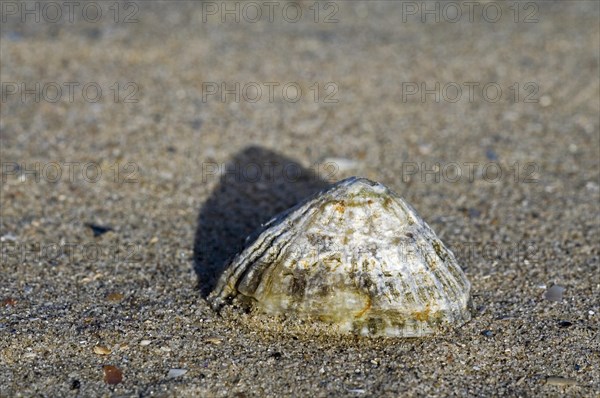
[208,177,471,337]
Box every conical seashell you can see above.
[208,177,471,337]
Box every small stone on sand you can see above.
[544,285,565,302]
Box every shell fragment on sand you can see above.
[208,177,471,337]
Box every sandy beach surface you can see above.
[1,1,599,396]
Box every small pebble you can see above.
[546,376,576,386]
[480,330,494,337]
[167,369,188,379]
[2,297,17,306]
[205,337,223,345]
[139,340,152,346]
[586,181,599,192]
[85,223,113,237]
[106,292,124,302]
[93,345,111,355]
[468,208,481,218]
[544,285,565,302]
[539,95,552,107]
[103,365,123,385]
[516,376,525,386]
[418,143,432,154]
[558,320,572,328]
[485,148,498,161]
[0,233,17,242]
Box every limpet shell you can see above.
[208,177,471,337]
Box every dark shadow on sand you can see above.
[193,146,332,298]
